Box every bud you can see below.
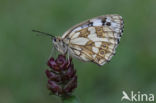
[45,55,77,96]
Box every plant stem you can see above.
[62,95,80,103]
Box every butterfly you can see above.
[33,14,124,66]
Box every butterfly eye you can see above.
[53,38,57,42]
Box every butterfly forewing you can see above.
[62,14,124,65]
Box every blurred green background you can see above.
[0,0,156,103]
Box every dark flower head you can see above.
[56,55,67,69]
[46,54,77,96]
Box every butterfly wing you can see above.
[62,14,124,66]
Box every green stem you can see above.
[62,95,80,103]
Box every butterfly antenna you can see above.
[32,30,55,38]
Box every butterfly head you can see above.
[52,36,68,54]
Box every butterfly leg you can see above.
[66,50,70,61]
[48,45,55,59]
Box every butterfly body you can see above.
[52,37,68,54]
[52,14,124,66]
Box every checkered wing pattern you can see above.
[62,14,124,66]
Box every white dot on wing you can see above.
[90,19,102,26]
